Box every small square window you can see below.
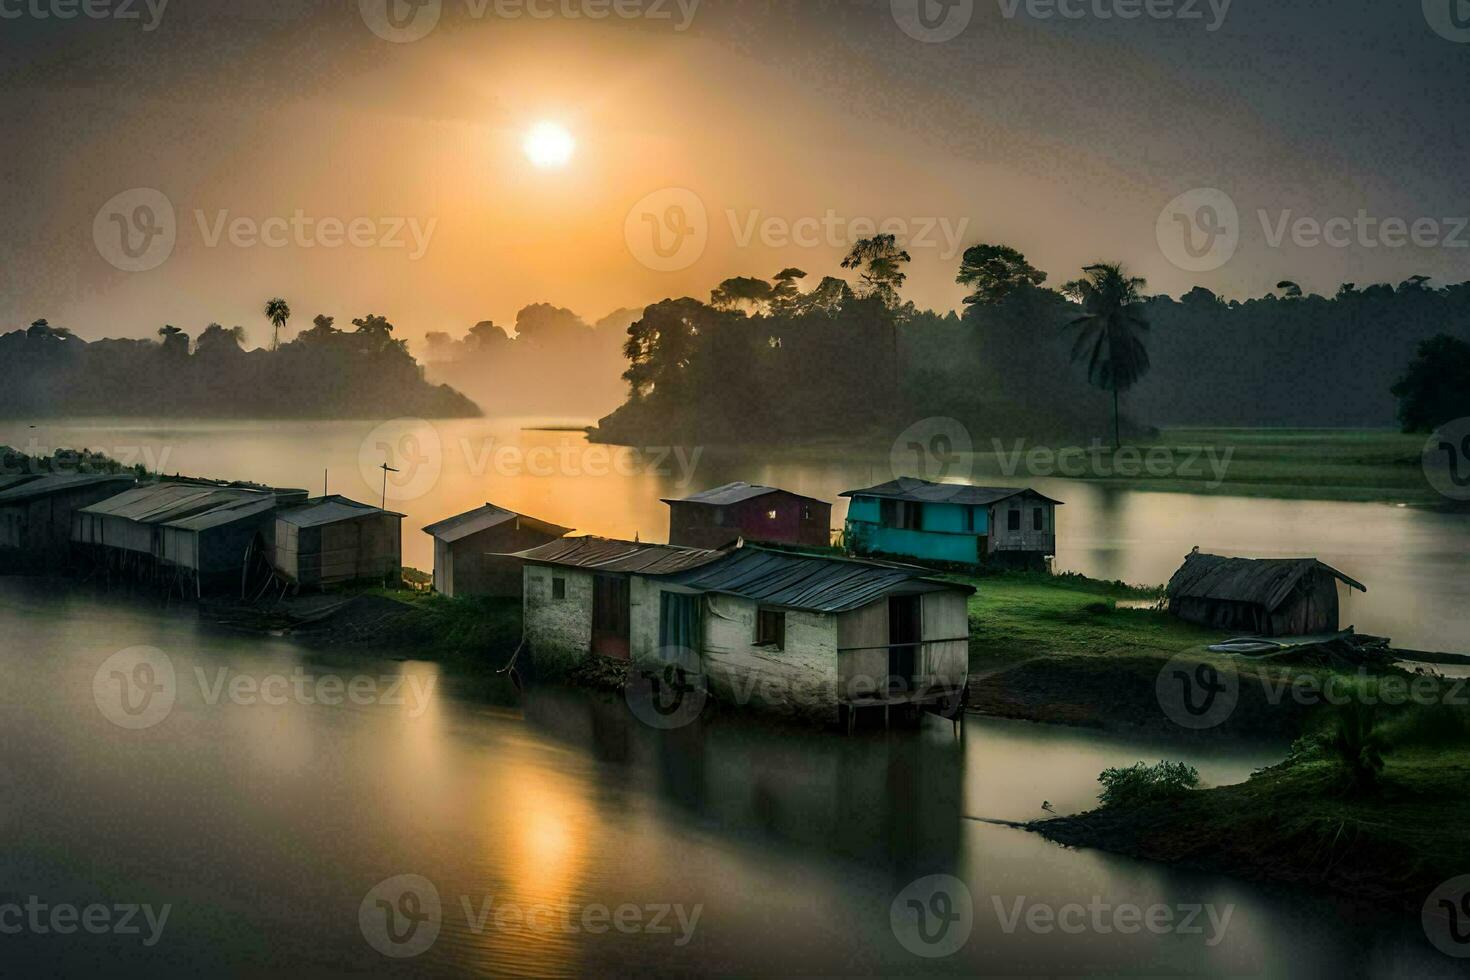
[767,509,779,520]
[552,577,566,600]
[1007,509,1021,532]
[756,607,786,650]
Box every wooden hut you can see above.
[422,503,571,598]
[662,482,832,550]
[841,479,1061,571]
[1165,551,1367,637]
[271,496,404,589]
[73,482,307,596]
[0,473,136,570]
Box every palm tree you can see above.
[264,297,292,351]
[1063,263,1151,448]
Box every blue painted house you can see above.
[840,479,1062,571]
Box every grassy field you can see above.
[963,428,1437,503]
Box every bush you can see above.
[1098,760,1200,807]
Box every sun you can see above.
[523,122,575,169]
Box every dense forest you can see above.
[0,309,479,419]
[588,242,1470,446]
[420,303,635,419]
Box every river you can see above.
[0,577,1455,977]
[4,417,1467,652]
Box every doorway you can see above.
[888,594,922,693]
[592,574,631,660]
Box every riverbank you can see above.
[1032,743,1470,916]
[592,427,1444,505]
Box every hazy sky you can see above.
[1,0,1465,350]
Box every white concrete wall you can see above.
[697,594,841,722]
[523,564,594,671]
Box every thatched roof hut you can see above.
[1166,550,1367,637]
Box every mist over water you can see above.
[5,416,1465,653]
[0,577,1450,977]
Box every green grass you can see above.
[1037,743,1470,913]
[957,569,1224,666]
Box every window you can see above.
[882,499,922,530]
[1033,508,1044,532]
[756,607,786,649]
[767,509,779,521]
[963,506,975,532]
[802,504,813,521]
[713,507,728,526]
[1007,508,1021,532]
[552,576,566,600]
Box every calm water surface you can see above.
[0,579,1457,977]
[5,417,1468,652]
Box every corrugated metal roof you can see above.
[423,502,572,542]
[512,536,727,575]
[277,496,405,528]
[840,479,1064,507]
[1167,552,1367,610]
[662,482,826,507]
[0,473,134,505]
[666,547,974,613]
[78,483,280,531]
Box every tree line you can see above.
[592,239,1470,446]
[0,301,479,419]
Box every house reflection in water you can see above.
[522,688,965,871]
